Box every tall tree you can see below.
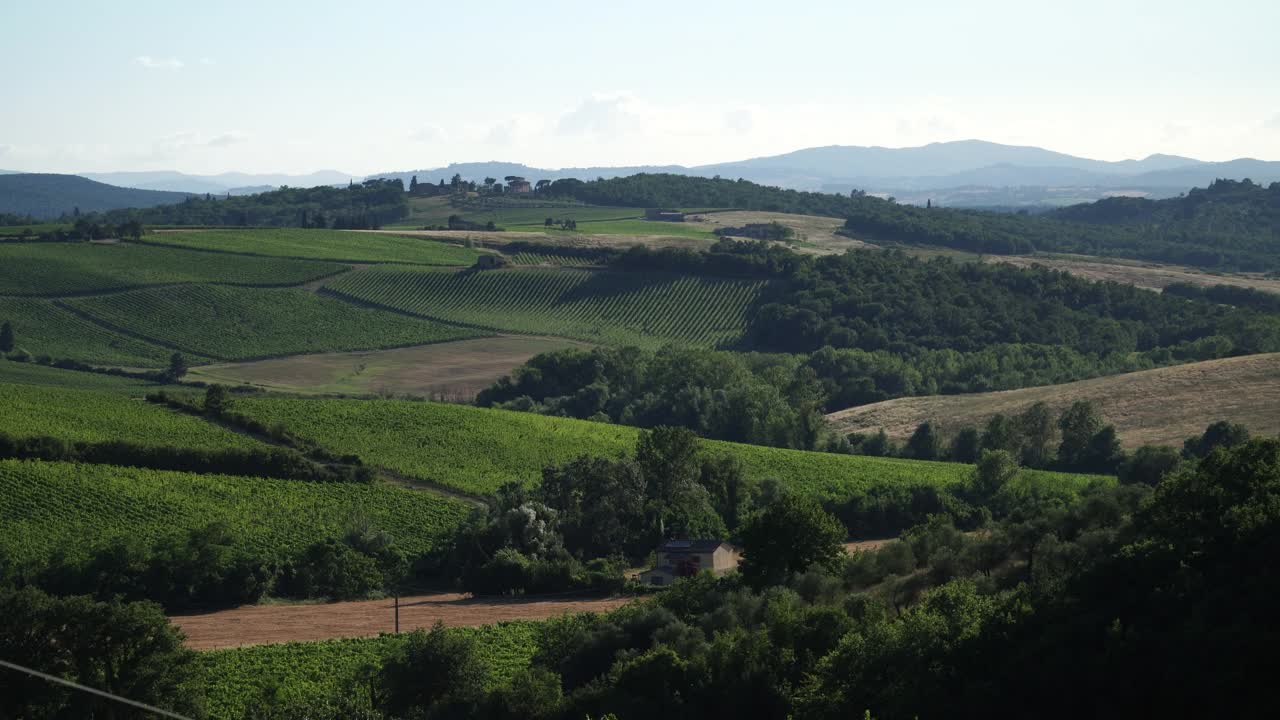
[905,422,942,461]
[738,494,844,588]
[1017,401,1055,468]
[166,352,189,380]
[0,321,13,353]
[1057,401,1104,467]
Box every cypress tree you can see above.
[0,321,12,353]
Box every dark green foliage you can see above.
[1183,419,1251,459]
[282,539,385,601]
[904,422,942,460]
[1118,445,1182,486]
[204,384,234,417]
[167,352,189,381]
[949,427,982,464]
[377,622,488,718]
[0,321,12,353]
[0,586,204,719]
[739,495,845,588]
[92,179,409,228]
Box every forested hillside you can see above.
[541,174,1280,270]
[0,174,191,218]
[95,179,409,228]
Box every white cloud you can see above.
[134,55,184,70]
[556,93,643,137]
[409,124,448,143]
[0,144,11,157]
[205,132,247,148]
[1265,113,1280,131]
[199,57,215,66]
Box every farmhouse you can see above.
[473,254,509,270]
[638,539,740,586]
[506,178,533,194]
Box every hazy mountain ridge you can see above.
[0,174,193,218]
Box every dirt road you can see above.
[172,592,631,650]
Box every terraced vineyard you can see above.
[146,228,483,265]
[326,266,768,349]
[0,241,344,296]
[509,251,597,267]
[0,296,181,366]
[233,397,1106,499]
[0,383,269,450]
[66,284,483,361]
[200,623,539,719]
[0,459,472,565]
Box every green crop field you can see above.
[143,229,483,265]
[65,284,483,361]
[232,397,1106,499]
[0,459,472,565]
[0,242,345,296]
[199,622,539,719]
[0,360,177,394]
[0,383,268,450]
[326,266,767,349]
[0,297,182,367]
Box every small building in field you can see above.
[473,254,510,270]
[644,208,686,222]
[638,540,740,587]
[505,179,533,194]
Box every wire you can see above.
[0,658,195,720]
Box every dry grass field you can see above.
[827,353,1280,449]
[359,229,713,252]
[173,592,630,650]
[990,254,1280,294]
[187,336,587,399]
[687,210,876,254]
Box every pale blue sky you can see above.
[2,0,1277,175]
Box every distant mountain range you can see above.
[370,141,1280,207]
[0,174,193,218]
[5,140,1279,213]
[79,170,354,196]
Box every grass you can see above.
[0,296,183,367]
[0,242,345,296]
[0,459,473,565]
[399,196,643,229]
[0,382,269,450]
[0,359,179,394]
[232,397,1106,499]
[326,266,768,349]
[143,228,484,266]
[826,352,1280,449]
[530,218,715,239]
[199,622,539,719]
[65,284,483,362]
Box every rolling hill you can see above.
[826,353,1280,449]
[0,173,192,218]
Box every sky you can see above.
[2,0,1278,176]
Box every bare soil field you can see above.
[827,353,1280,449]
[187,336,587,399]
[989,254,1280,295]
[173,592,631,650]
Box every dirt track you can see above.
[172,593,632,650]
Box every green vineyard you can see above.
[0,382,268,450]
[0,241,344,296]
[145,228,483,265]
[233,397,1107,499]
[66,284,483,361]
[0,296,182,366]
[0,360,176,394]
[325,266,768,349]
[509,252,597,267]
[0,459,472,565]
[200,623,540,720]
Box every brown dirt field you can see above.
[187,336,588,400]
[826,353,1280,449]
[687,210,875,255]
[989,254,1280,295]
[844,538,894,554]
[172,593,632,650]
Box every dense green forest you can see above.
[0,174,191,219]
[542,174,1280,270]
[93,179,409,228]
[482,241,1279,444]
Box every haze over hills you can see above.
[80,169,354,195]
[0,174,192,218]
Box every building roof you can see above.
[659,539,732,552]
